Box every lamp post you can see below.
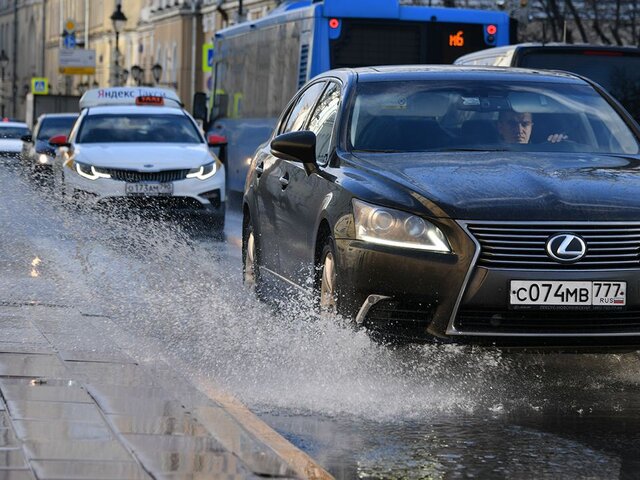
[151,63,163,85]
[0,50,8,118]
[130,65,143,86]
[110,4,127,86]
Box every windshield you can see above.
[519,51,640,120]
[0,126,29,139]
[76,114,203,144]
[37,117,78,140]
[349,80,639,155]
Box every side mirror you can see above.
[207,134,227,147]
[270,131,317,167]
[192,91,208,123]
[21,134,33,143]
[49,135,70,148]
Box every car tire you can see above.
[317,237,340,318]
[242,214,262,296]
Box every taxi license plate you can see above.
[510,281,626,307]
[125,183,173,196]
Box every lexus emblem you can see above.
[546,233,587,263]
[144,164,154,168]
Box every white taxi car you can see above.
[50,87,225,231]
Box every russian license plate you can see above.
[510,281,626,307]
[125,183,173,196]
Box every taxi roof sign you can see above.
[79,87,182,110]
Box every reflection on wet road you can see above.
[2,164,640,479]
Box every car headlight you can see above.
[74,161,111,180]
[187,162,216,180]
[352,199,451,252]
[38,153,51,164]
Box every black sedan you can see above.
[242,66,640,349]
[21,113,78,178]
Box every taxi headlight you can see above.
[74,161,111,180]
[187,162,216,180]
[352,199,451,252]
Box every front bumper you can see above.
[63,164,226,216]
[337,235,640,347]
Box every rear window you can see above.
[0,126,29,139]
[519,51,640,120]
[37,117,78,140]
[349,80,639,155]
[330,20,492,68]
[77,114,203,144]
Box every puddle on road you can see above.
[3,168,640,478]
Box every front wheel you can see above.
[242,215,262,296]
[318,239,338,316]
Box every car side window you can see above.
[307,82,341,166]
[280,82,326,134]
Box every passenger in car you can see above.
[496,111,567,144]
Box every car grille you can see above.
[95,167,190,183]
[464,222,640,270]
[456,308,640,334]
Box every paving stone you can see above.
[0,329,48,345]
[0,430,19,448]
[58,350,136,364]
[0,471,35,480]
[13,420,113,442]
[0,354,67,379]
[39,334,112,353]
[92,397,186,417]
[0,317,32,329]
[108,414,209,437]
[67,363,159,387]
[0,384,92,404]
[30,460,150,480]
[0,344,54,355]
[0,448,28,468]
[6,400,104,423]
[23,440,133,462]
[122,435,251,477]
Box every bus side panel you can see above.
[212,118,277,193]
[310,8,331,78]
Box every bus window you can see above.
[519,51,640,120]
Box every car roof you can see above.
[0,121,28,128]
[458,43,640,59]
[38,113,79,119]
[318,65,589,84]
[84,106,188,116]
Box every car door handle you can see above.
[255,162,264,177]
[279,173,289,189]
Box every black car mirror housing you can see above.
[270,131,317,170]
[21,134,33,143]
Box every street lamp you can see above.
[110,4,127,86]
[151,64,163,85]
[130,65,144,86]
[0,50,8,117]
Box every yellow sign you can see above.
[202,43,213,73]
[65,18,76,33]
[59,66,96,75]
[31,77,49,95]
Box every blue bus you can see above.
[199,0,514,193]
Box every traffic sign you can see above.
[202,43,213,72]
[64,18,76,34]
[63,32,76,49]
[31,77,49,95]
[59,49,96,75]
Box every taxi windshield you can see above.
[76,114,202,144]
[349,80,639,154]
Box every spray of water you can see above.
[2,166,639,426]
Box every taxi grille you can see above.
[95,167,190,183]
[464,222,640,270]
[456,308,640,334]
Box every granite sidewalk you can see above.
[0,302,332,480]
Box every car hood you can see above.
[350,151,640,221]
[73,143,213,170]
[0,139,23,153]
